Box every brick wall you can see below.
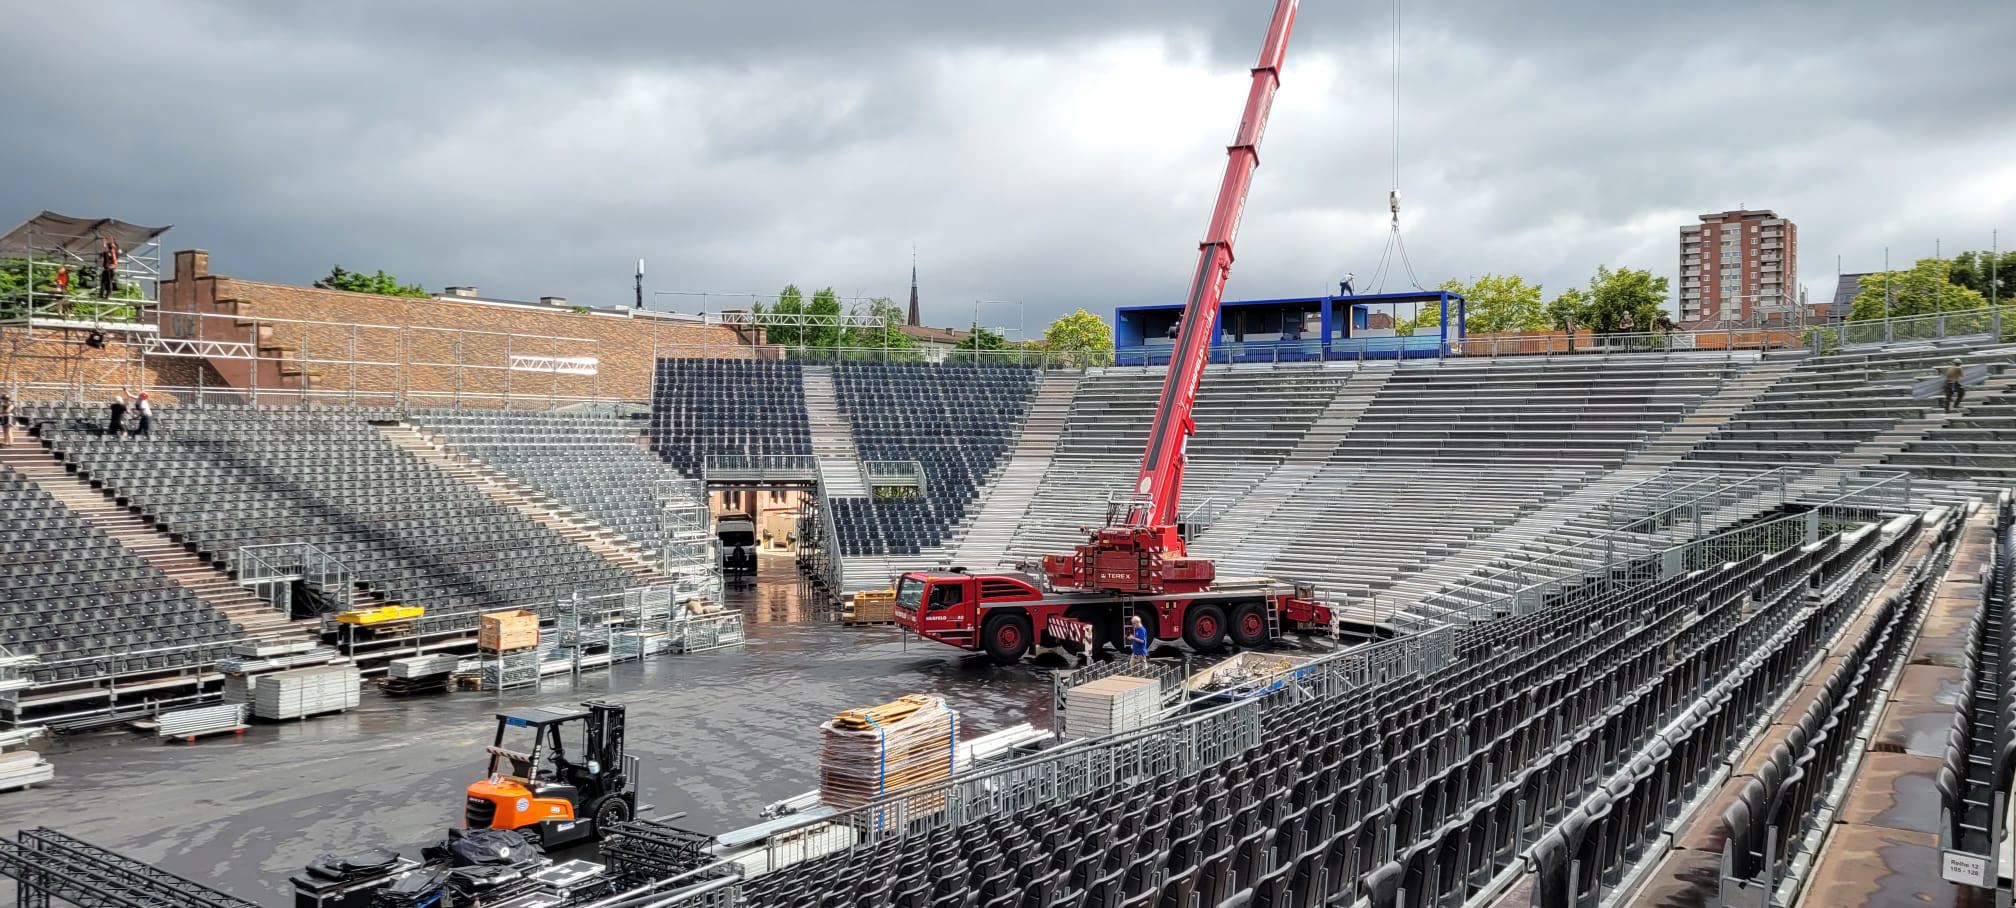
[157,250,760,406]
[0,327,222,403]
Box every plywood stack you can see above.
[480,610,541,652]
[819,694,958,813]
[253,664,362,720]
[1064,675,1160,739]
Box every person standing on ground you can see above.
[108,392,128,436]
[133,392,153,437]
[1942,359,1966,412]
[1,393,13,447]
[97,237,120,299]
[1129,615,1150,667]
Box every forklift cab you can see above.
[465,701,635,847]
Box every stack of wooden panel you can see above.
[1064,675,1160,739]
[253,664,362,720]
[818,694,958,812]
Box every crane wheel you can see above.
[1230,602,1270,648]
[590,794,632,839]
[1182,604,1229,653]
[982,613,1033,664]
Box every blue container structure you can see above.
[1113,289,1465,366]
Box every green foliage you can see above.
[1580,266,1670,334]
[805,287,844,348]
[1849,258,1989,321]
[0,258,143,321]
[1946,250,2015,302]
[844,297,918,349]
[765,284,804,346]
[1038,308,1115,364]
[1546,288,1589,333]
[1439,274,1549,333]
[1395,304,1439,338]
[956,326,1008,351]
[316,265,430,298]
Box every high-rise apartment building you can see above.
[1678,209,1798,327]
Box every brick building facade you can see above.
[155,250,758,406]
[1678,210,1798,328]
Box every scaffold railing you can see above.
[232,542,353,616]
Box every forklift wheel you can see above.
[591,795,633,839]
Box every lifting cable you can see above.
[1364,0,1425,294]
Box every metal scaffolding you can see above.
[657,479,721,610]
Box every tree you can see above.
[956,326,1008,351]
[1848,258,1988,321]
[764,284,804,346]
[805,287,844,348]
[0,258,144,319]
[1038,308,1115,364]
[1439,274,1548,334]
[1395,304,1440,338]
[316,266,429,298]
[844,297,918,349]
[1948,250,2016,302]
[1580,266,1669,334]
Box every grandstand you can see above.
[4,267,2016,905]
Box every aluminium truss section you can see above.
[0,827,260,908]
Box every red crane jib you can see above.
[1045,0,1299,596]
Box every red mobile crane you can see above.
[894,0,1338,664]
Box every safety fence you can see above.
[1809,304,2016,353]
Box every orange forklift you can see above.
[463,701,637,847]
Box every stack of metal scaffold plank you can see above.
[253,664,362,720]
[1063,675,1160,739]
[385,653,459,695]
[157,703,250,741]
[819,694,959,816]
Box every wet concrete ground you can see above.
[0,558,1058,906]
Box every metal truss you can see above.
[0,828,260,908]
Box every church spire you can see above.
[907,247,921,327]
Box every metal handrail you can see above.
[1420,469,1914,630]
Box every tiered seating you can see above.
[830,363,1039,556]
[0,465,244,682]
[649,358,812,476]
[1004,365,1354,560]
[1889,387,2016,482]
[22,404,636,631]
[1331,355,1735,467]
[1685,344,2016,469]
[737,518,1914,908]
[411,408,685,558]
[1933,494,2014,886]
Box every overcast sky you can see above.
[3,1,2011,332]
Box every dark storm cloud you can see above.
[1,2,2010,332]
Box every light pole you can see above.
[969,299,1023,358]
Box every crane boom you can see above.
[1037,0,1300,596]
[1131,0,1299,530]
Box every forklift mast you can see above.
[585,700,626,779]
